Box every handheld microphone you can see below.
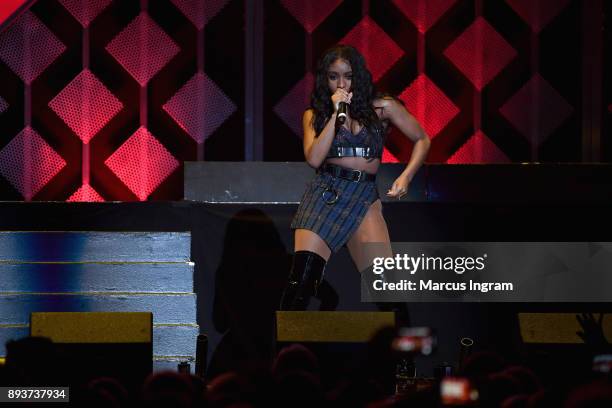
[337,102,348,125]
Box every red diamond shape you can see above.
[49,69,123,144]
[399,74,459,139]
[170,0,230,30]
[273,73,314,137]
[280,0,342,34]
[106,13,180,86]
[0,126,66,200]
[0,11,66,84]
[444,17,517,90]
[499,74,573,146]
[340,16,404,82]
[392,0,456,33]
[506,0,570,33]
[0,1,28,26]
[105,127,179,201]
[68,183,104,202]
[447,130,510,163]
[163,73,236,144]
[382,147,399,163]
[59,0,112,28]
[0,96,7,114]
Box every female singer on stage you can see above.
[280,45,430,310]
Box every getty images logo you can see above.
[372,253,487,275]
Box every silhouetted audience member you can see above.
[527,387,569,408]
[275,370,324,407]
[461,351,507,380]
[141,371,196,408]
[502,365,542,395]
[564,380,612,408]
[326,327,397,407]
[206,371,263,408]
[576,313,610,355]
[395,387,439,408]
[209,209,291,379]
[0,364,7,386]
[478,372,521,408]
[327,377,386,408]
[84,377,129,408]
[187,374,207,406]
[501,394,528,408]
[4,337,62,386]
[364,326,399,395]
[272,344,319,379]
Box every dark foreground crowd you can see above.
[1,324,611,408]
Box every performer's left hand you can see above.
[386,174,410,199]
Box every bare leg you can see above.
[346,199,392,272]
[294,228,331,261]
[347,199,410,326]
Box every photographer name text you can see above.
[371,254,513,293]
[372,279,513,293]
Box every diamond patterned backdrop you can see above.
[499,74,574,148]
[49,69,123,144]
[340,16,404,83]
[105,12,180,87]
[163,72,236,144]
[0,0,242,201]
[265,0,591,165]
[398,74,459,140]
[392,0,456,33]
[506,0,571,33]
[58,0,112,28]
[0,11,66,85]
[105,126,179,200]
[0,0,607,200]
[443,16,517,91]
[0,127,66,200]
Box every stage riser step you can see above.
[519,313,612,344]
[276,311,395,342]
[0,325,198,357]
[153,325,198,357]
[0,327,27,355]
[153,359,196,374]
[0,232,190,262]
[0,263,193,293]
[0,294,196,325]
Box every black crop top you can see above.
[326,125,383,159]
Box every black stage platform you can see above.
[2,163,612,376]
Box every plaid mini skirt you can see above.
[290,170,379,253]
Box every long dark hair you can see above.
[310,45,384,144]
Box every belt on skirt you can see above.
[319,163,376,183]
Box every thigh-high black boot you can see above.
[279,250,326,310]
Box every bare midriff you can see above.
[325,157,380,174]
